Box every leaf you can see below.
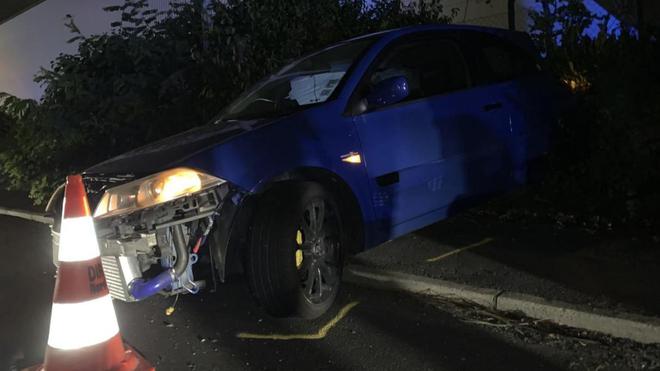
[66,36,84,44]
[64,16,82,35]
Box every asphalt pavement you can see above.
[2,213,660,370]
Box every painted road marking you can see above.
[426,238,494,262]
[236,301,359,340]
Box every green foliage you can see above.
[0,0,450,204]
[529,1,660,229]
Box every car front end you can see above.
[51,167,244,302]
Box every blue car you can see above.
[51,24,568,318]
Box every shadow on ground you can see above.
[355,207,660,316]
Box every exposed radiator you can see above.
[101,255,141,302]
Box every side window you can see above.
[472,33,541,85]
[481,44,515,82]
[511,47,542,76]
[367,38,470,102]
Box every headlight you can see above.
[93,168,225,218]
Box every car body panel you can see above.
[85,120,261,175]
[354,84,514,238]
[176,102,383,246]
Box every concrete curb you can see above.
[345,265,660,344]
[0,207,53,225]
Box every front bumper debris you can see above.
[51,178,239,302]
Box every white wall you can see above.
[0,0,173,100]
[445,0,527,31]
[408,0,537,32]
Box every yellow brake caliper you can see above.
[295,229,304,269]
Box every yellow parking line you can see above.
[426,237,494,262]
[236,301,359,340]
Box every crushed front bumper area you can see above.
[51,179,242,302]
[96,182,233,302]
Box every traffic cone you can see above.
[29,175,154,371]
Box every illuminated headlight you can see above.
[93,168,225,218]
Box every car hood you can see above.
[85,119,269,175]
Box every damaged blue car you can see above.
[49,24,568,318]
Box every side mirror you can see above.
[365,76,410,109]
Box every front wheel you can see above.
[246,182,344,319]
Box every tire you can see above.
[246,182,344,319]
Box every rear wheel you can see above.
[246,182,344,319]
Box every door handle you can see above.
[482,102,503,112]
[376,171,399,187]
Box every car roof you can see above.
[346,23,524,41]
[343,23,534,54]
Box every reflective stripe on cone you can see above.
[47,295,119,350]
[57,216,101,262]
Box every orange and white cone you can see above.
[31,175,154,371]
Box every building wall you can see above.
[0,0,172,100]
[408,0,536,32]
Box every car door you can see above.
[350,34,512,235]
[507,46,566,167]
[460,31,543,185]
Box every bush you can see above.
[0,0,450,204]
[528,0,660,229]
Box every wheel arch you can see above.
[266,167,365,255]
[221,167,366,278]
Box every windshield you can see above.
[218,37,377,122]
